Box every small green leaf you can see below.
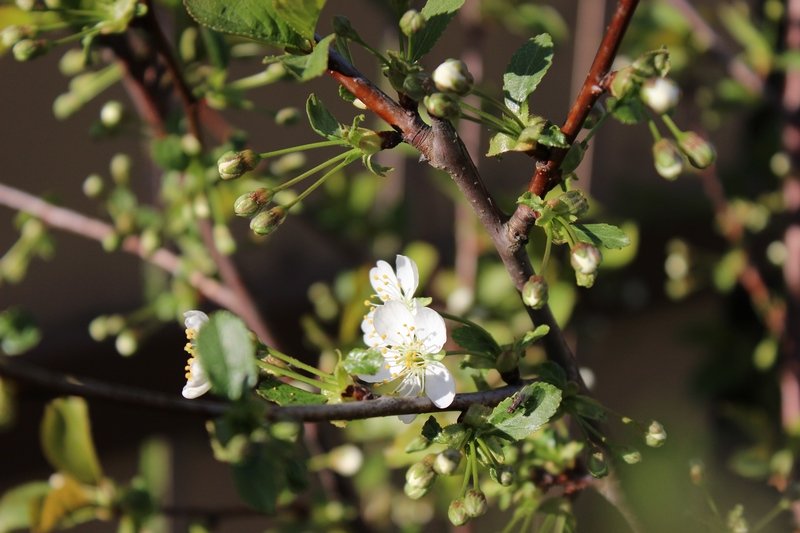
[195,311,257,401]
[486,382,562,441]
[256,376,327,406]
[183,0,309,49]
[487,131,521,157]
[572,223,630,249]
[503,34,554,114]
[306,94,343,140]
[232,445,281,513]
[607,96,647,125]
[409,0,466,61]
[0,482,50,533]
[278,33,335,81]
[342,347,384,376]
[452,324,501,357]
[40,397,103,485]
[272,0,326,41]
[537,123,569,148]
[519,325,550,349]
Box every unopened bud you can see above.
[53,93,81,120]
[633,48,670,78]
[12,38,49,61]
[82,174,104,198]
[463,489,488,518]
[640,78,680,114]
[571,243,602,275]
[1,25,30,48]
[432,59,473,95]
[575,270,598,288]
[620,446,642,464]
[275,107,299,126]
[448,498,469,526]
[100,100,124,128]
[610,68,636,99]
[15,0,37,12]
[217,149,262,180]
[181,134,201,156]
[249,206,286,236]
[115,329,138,356]
[678,132,715,169]
[234,188,272,217]
[491,465,515,486]
[588,450,609,478]
[355,128,383,155]
[59,48,86,76]
[405,459,436,489]
[645,420,667,448]
[404,482,429,500]
[689,460,704,485]
[402,72,428,100]
[424,92,459,120]
[652,138,683,180]
[399,9,426,36]
[433,448,462,475]
[88,316,108,341]
[140,228,160,257]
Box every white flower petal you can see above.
[371,261,404,302]
[182,360,211,399]
[395,372,423,398]
[373,301,415,345]
[184,310,209,331]
[425,362,455,408]
[395,255,419,301]
[361,308,382,347]
[413,307,447,353]
[398,413,418,424]
[357,360,394,383]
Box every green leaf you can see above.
[342,347,383,375]
[0,482,50,533]
[503,34,554,114]
[537,122,569,148]
[487,131,521,157]
[409,0,465,61]
[195,311,257,401]
[40,397,103,485]
[452,324,501,357]
[256,376,327,406]
[183,0,309,49]
[232,445,281,514]
[272,0,326,41]
[306,94,343,140]
[572,223,630,249]
[518,325,550,349]
[278,33,335,81]
[486,382,562,441]
[607,96,647,125]
[563,394,607,421]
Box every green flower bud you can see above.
[433,448,462,475]
[59,48,86,76]
[491,465,515,486]
[571,243,602,275]
[640,77,680,114]
[403,482,429,500]
[140,227,160,257]
[82,174,104,198]
[645,420,667,448]
[401,72,429,100]
[588,450,609,478]
[399,9,426,36]
[249,206,286,236]
[1,25,31,49]
[115,329,138,356]
[217,149,262,180]
[620,446,642,464]
[448,498,469,526]
[463,489,488,518]
[405,459,436,489]
[678,132,716,169]
[234,188,273,217]
[432,58,474,95]
[100,100,124,128]
[52,93,81,120]
[275,107,299,126]
[610,67,636,99]
[101,232,120,252]
[15,0,37,12]
[424,92,459,120]
[12,38,50,62]
[652,138,683,180]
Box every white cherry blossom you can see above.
[182,310,212,399]
[362,254,424,347]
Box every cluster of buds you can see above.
[448,489,489,526]
[421,58,474,120]
[570,243,602,288]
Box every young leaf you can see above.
[572,223,630,249]
[279,33,335,80]
[195,311,257,401]
[183,0,309,49]
[0,482,50,533]
[342,347,384,375]
[452,324,501,357]
[503,34,554,114]
[487,131,521,157]
[518,325,550,349]
[306,94,343,140]
[256,376,327,406]
[486,382,562,441]
[537,123,569,148]
[40,397,103,485]
[272,0,326,42]
[409,0,466,62]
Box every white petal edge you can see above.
[413,307,447,353]
[395,255,419,301]
[184,310,209,331]
[371,261,403,302]
[373,301,415,345]
[425,362,455,408]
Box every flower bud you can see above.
[610,68,636,99]
[491,466,515,486]
[678,132,716,169]
[1,25,30,48]
[115,329,138,356]
[59,48,86,76]
[689,460,704,485]
[355,128,383,155]
[15,0,37,11]
[100,100,124,128]
[424,92,459,120]
[399,9,426,36]
[234,188,272,217]
[571,243,602,275]
[588,450,609,478]
[249,206,286,236]
[181,134,202,156]
[645,420,667,448]
[275,107,299,126]
[217,149,262,180]
[140,227,160,257]
[432,59,473,95]
[405,459,436,489]
[12,38,49,62]
[620,446,642,464]
[522,275,548,309]
[463,489,488,518]
[652,138,683,180]
[403,482,429,500]
[448,498,469,526]
[110,153,132,185]
[82,174,104,198]
[88,316,108,341]
[640,78,680,114]
[402,72,428,100]
[433,448,462,475]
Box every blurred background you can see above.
[0,0,794,531]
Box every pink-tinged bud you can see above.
[652,138,683,180]
[432,59,473,95]
[234,188,273,217]
[217,149,261,180]
[640,77,680,114]
[249,206,286,236]
[522,275,548,309]
[678,132,716,169]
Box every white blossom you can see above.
[182,310,212,399]
[640,77,680,115]
[362,254,424,347]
